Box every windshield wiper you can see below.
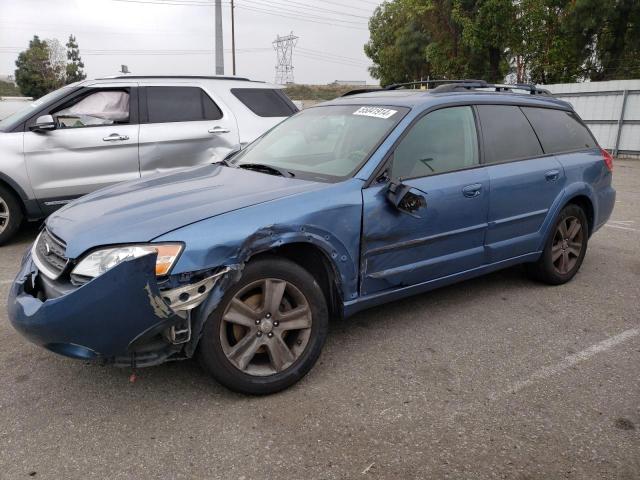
[238,163,294,178]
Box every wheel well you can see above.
[567,195,594,236]
[250,243,344,320]
[0,179,25,215]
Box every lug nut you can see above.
[257,331,263,337]
[265,313,272,319]
[273,321,279,327]
[255,319,261,325]
[267,332,274,338]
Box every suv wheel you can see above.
[198,256,329,395]
[0,185,23,246]
[527,203,588,285]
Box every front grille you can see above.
[34,229,69,279]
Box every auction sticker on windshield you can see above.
[353,106,397,119]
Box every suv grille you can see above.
[34,229,69,279]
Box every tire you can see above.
[527,203,589,285]
[197,256,329,395]
[0,184,23,246]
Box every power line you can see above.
[238,0,367,26]
[234,5,368,30]
[241,0,370,20]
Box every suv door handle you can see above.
[545,169,560,181]
[462,183,483,198]
[208,126,231,134]
[103,133,129,142]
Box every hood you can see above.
[47,164,325,259]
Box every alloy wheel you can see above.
[219,278,313,376]
[552,215,584,275]
[0,197,9,235]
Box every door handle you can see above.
[462,183,482,198]
[208,126,231,134]
[545,169,560,181]
[103,133,129,142]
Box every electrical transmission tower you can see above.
[273,32,298,84]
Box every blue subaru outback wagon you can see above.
[8,80,615,394]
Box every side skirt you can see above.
[343,251,541,318]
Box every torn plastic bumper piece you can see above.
[7,251,186,363]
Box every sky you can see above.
[0,0,382,85]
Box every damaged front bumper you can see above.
[7,250,227,367]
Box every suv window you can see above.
[521,107,596,153]
[477,105,543,163]
[392,106,479,179]
[146,86,222,123]
[53,90,130,128]
[231,88,297,117]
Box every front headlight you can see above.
[71,244,183,279]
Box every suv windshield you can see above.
[0,85,77,132]
[232,105,408,181]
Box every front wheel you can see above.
[197,256,328,395]
[0,185,23,246]
[527,204,588,285]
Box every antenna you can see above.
[273,32,298,84]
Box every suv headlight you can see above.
[71,244,183,279]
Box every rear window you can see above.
[521,107,596,153]
[477,105,543,163]
[231,88,297,117]
[146,86,222,123]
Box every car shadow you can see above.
[34,263,545,401]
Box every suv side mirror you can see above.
[386,181,427,216]
[30,115,56,132]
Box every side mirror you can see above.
[386,181,427,216]
[30,115,56,132]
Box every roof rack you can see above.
[430,81,551,95]
[98,75,254,82]
[341,87,384,97]
[385,79,487,90]
[341,79,552,97]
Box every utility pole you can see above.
[231,0,236,75]
[215,0,224,75]
[273,32,298,84]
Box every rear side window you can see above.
[231,88,297,117]
[521,107,596,153]
[477,105,543,163]
[146,86,222,123]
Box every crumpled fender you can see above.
[7,251,182,360]
[183,222,355,357]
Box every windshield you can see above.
[0,85,77,132]
[232,104,408,181]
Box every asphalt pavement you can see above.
[1,160,638,479]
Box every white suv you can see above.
[0,75,297,244]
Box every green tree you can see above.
[365,0,431,86]
[14,36,63,98]
[575,0,640,80]
[66,34,86,83]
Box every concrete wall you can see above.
[542,80,640,156]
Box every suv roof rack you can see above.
[341,79,551,97]
[98,75,254,82]
[430,81,551,95]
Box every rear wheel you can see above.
[198,256,328,395]
[0,185,23,246]
[527,204,588,285]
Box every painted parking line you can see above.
[503,328,639,396]
[447,328,640,420]
[605,224,640,233]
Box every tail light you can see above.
[600,147,614,172]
